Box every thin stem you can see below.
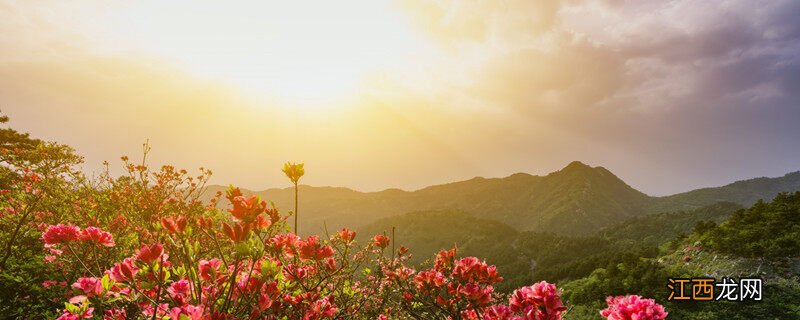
[293,182,298,235]
[65,243,96,277]
[150,255,166,320]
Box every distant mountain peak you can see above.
[561,161,593,172]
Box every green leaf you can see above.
[64,303,79,314]
[101,274,110,291]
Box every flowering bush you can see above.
[41,179,667,320]
[0,127,669,319]
[45,185,579,319]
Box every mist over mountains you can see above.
[204,161,800,237]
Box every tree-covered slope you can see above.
[693,191,800,259]
[561,193,800,319]
[356,210,532,292]
[356,210,519,265]
[203,163,800,237]
[647,171,800,214]
[206,161,654,236]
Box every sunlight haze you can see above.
[2,0,799,195]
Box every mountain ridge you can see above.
[203,162,800,236]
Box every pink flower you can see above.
[509,281,566,320]
[42,224,80,245]
[458,283,494,306]
[56,307,93,320]
[169,304,204,320]
[142,303,170,318]
[168,279,192,306]
[103,308,127,320]
[56,313,79,320]
[168,279,192,296]
[600,295,667,320]
[483,304,514,320]
[198,258,222,281]
[72,277,103,296]
[79,227,115,247]
[42,280,59,289]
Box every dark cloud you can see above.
[398,0,800,194]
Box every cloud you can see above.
[1,0,798,195]
[395,0,800,193]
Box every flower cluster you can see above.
[42,224,115,249]
[20,162,670,320]
[600,295,668,320]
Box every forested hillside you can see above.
[205,163,800,237]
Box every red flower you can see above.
[298,236,335,261]
[337,228,356,243]
[197,217,213,229]
[265,207,280,225]
[372,235,390,249]
[452,257,502,284]
[42,224,81,245]
[79,227,115,247]
[305,296,337,319]
[414,270,446,292]
[324,258,337,272]
[223,222,250,243]
[135,243,164,264]
[268,233,300,256]
[384,266,415,284]
[600,295,667,320]
[434,247,458,273]
[109,258,138,282]
[160,216,187,234]
[226,187,266,223]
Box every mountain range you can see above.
[203,161,800,237]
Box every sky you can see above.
[1,0,799,196]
